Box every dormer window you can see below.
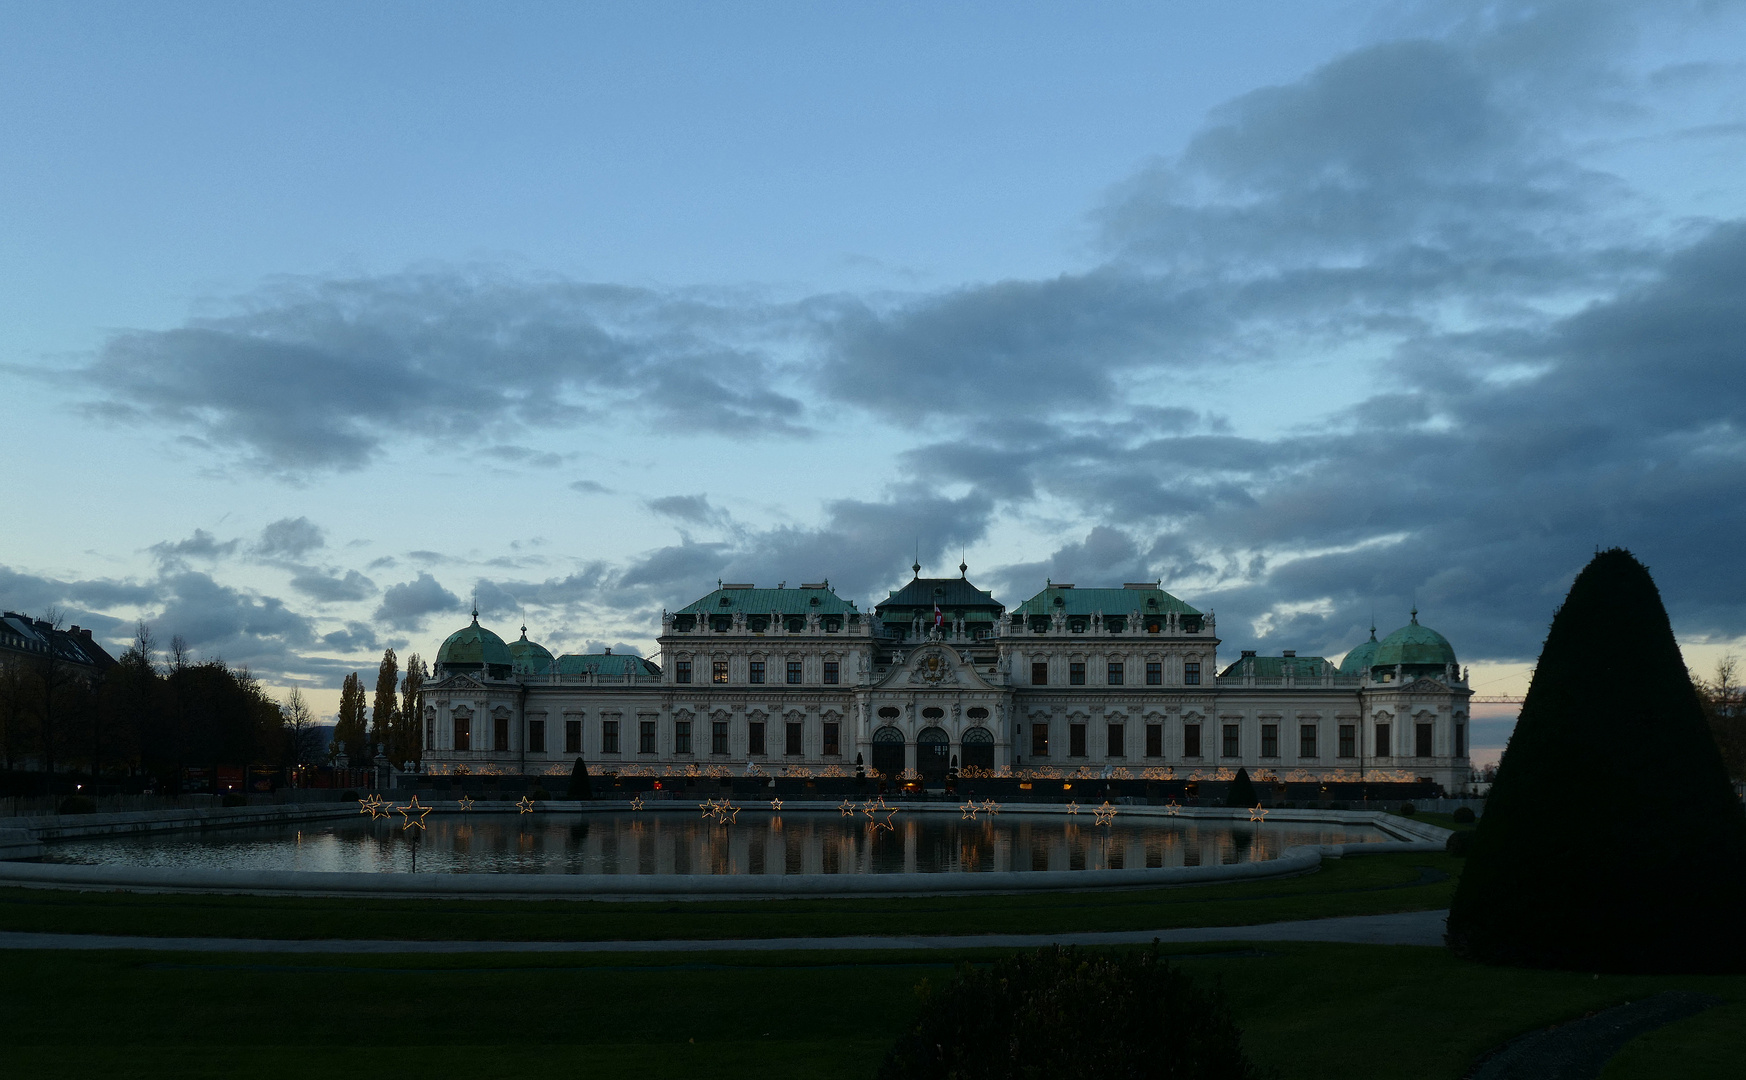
[719,597,732,606]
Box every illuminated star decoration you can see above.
[456,795,474,811]
[395,796,433,831]
[838,798,858,817]
[629,795,644,811]
[769,797,783,812]
[980,799,1001,816]
[1164,800,1181,816]
[959,801,979,820]
[700,799,718,818]
[865,797,898,833]
[1093,801,1117,826]
[368,795,392,820]
[1249,804,1269,823]
[516,796,536,814]
[1065,801,1080,815]
[357,794,379,815]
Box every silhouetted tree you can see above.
[369,648,398,758]
[567,757,592,800]
[331,672,369,765]
[281,688,325,766]
[393,653,426,766]
[1224,767,1258,807]
[1447,549,1746,973]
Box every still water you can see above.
[43,809,1387,876]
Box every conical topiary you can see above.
[566,757,592,801]
[1446,549,1746,972]
[1224,767,1258,808]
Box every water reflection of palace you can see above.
[420,568,1473,793]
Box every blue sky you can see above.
[5,1,1746,759]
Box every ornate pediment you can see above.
[906,646,960,685]
[1401,678,1454,695]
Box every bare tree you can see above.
[1700,655,1746,779]
[281,688,325,767]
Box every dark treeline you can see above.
[0,623,298,792]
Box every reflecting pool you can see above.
[42,809,1388,876]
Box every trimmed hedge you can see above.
[1224,768,1258,808]
[878,945,1271,1080]
[567,757,593,801]
[57,795,95,815]
[1451,806,1475,824]
[1446,549,1746,973]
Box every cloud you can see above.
[481,444,565,468]
[78,272,809,473]
[151,570,314,661]
[373,572,462,630]
[289,568,377,603]
[645,494,726,525]
[148,529,239,566]
[255,517,325,558]
[569,480,613,495]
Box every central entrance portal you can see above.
[871,725,905,778]
[917,726,950,784]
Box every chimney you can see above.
[1282,649,1296,658]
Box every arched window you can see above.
[871,725,905,778]
[917,726,950,782]
[961,725,995,772]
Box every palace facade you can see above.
[418,568,1474,792]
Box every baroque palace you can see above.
[420,566,1474,792]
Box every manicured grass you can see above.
[0,852,1458,941]
[3,942,1742,1080]
[1601,1001,1746,1080]
[1384,809,1471,832]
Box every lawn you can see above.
[3,942,1741,1080]
[0,851,1458,941]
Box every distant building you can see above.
[0,612,118,677]
[417,569,1473,792]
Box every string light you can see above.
[865,797,898,833]
[395,796,432,831]
[980,799,1001,816]
[960,801,979,820]
[1164,800,1181,816]
[357,794,381,815]
[1093,802,1117,826]
[516,796,536,814]
[769,797,783,811]
[456,796,474,811]
[838,798,858,817]
[1248,805,1269,823]
[699,799,717,818]
[629,795,644,811]
[1065,801,1080,815]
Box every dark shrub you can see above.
[529,787,551,802]
[1398,803,1417,816]
[341,790,360,802]
[221,792,247,807]
[1452,806,1476,824]
[878,945,1271,1080]
[566,757,593,801]
[1445,831,1473,857]
[57,795,96,815]
[1223,768,1258,808]
[1447,549,1746,973]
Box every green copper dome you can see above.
[1371,610,1457,671]
[434,612,512,676]
[507,626,554,676]
[1337,626,1381,676]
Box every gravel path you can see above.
[1465,991,1724,1080]
[0,907,1448,954]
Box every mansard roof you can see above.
[876,576,1003,617]
[556,651,662,677]
[674,585,858,617]
[1011,584,1200,618]
[0,612,117,671]
[1219,653,1332,679]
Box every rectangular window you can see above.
[823,722,840,756]
[823,660,839,684]
[1221,724,1240,758]
[1069,723,1087,757]
[717,721,734,755]
[1416,723,1434,758]
[1338,724,1355,758]
[1455,723,1467,757]
[749,660,765,684]
[1183,724,1201,758]
[1107,723,1125,757]
[1031,722,1048,757]
[1032,661,1048,685]
[786,722,803,755]
[528,720,546,754]
[494,716,511,752]
[786,660,803,684]
[675,660,691,684]
[424,718,434,750]
[455,717,471,752]
[1107,661,1124,685]
[602,720,619,754]
[1375,723,1392,758]
[712,660,728,684]
[674,720,692,755]
[1145,723,1162,757]
[1298,724,1316,759]
[1184,662,1201,685]
[1070,662,1086,685]
[565,720,581,755]
[639,720,657,754]
[1261,724,1278,758]
[1146,661,1162,685]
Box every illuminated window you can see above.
[455,717,471,752]
[712,661,727,684]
